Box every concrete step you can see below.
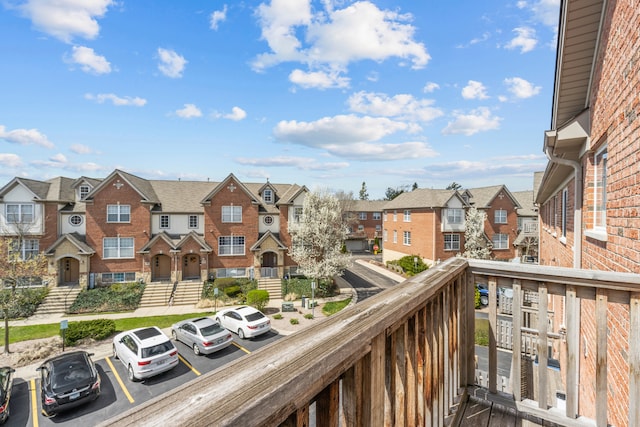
[259,279,283,300]
[34,286,82,315]
[139,283,173,308]
[172,282,203,306]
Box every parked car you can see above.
[112,326,179,381]
[0,367,15,424]
[171,317,233,355]
[476,284,489,306]
[216,306,271,339]
[36,351,100,417]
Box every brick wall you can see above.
[483,194,519,260]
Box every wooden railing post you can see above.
[536,283,548,410]
[511,279,522,401]
[565,285,579,418]
[488,276,498,394]
[465,271,475,387]
[316,381,339,427]
[370,333,385,426]
[630,292,640,427]
[595,289,608,426]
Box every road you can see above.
[341,256,400,301]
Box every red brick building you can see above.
[343,200,385,252]
[536,1,640,424]
[0,170,307,287]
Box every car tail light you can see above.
[170,350,177,357]
[0,404,6,414]
[226,334,232,339]
[138,360,151,366]
[202,341,213,347]
[248,324,257,329]
[92,377,101,390]
[44,396,56,405]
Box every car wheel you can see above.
[480,295,489,306]
[171,330,178,341]
[128,365,137,382]
[113,344,118,359]
[238,329,245,339]
[193,344,201,356]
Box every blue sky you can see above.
[0,0,559,199]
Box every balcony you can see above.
[100,257,639,427]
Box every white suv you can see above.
[112,326,179,381]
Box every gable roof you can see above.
[201,173,260,205]
[466,185,521,209]
[512,191,536,217]
[85,169,160,203]
[250,231,288,251]
[350,200,387,212]
[384,189,462,209]
[44,233,95,256]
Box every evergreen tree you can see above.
[359,182,369,200]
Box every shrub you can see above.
[475,287,481,309]
[202,278,257,300]
[303,313,313,320]
[289,318,299,325]
[246,290,269,312]
[62,319,116,346]
[388,255,429,276]
[224,286,242,298]
[3,286,49,319]
[273,314,283,320]
[68,282,144,314]
[283,277,337,299]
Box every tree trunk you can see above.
[3,309,9,354]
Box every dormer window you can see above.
[79,185,90,200]
[263,189,273,204]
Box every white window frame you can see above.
[593,146,607,230]
[103,237,134,259]
[492,234,509,250]
[446,208,463,224]
[383,229,388,242]
[373,212,381,220]
[393,230,397,243]
[403,231,411,246]
[188,215,198,229]
[222,206,242,223]
[107,205,130,223]
[69,215,83,226]
[561,188,568,240]
[357,224,364,232]
[218,236,245,256]
[359,212,367,220]
[160,215,169,229]
[444,234,460,251]
[393,210,397,222]
[10,239,39,260]
[494,209,507,224]
[404,210,411,222]
[263,189,273,203]
[79,185,91,199]
[375,225,381,232]
[102,272,136,283]
[293,207,303,223]
[383,212,387,222]
[6,203,34,223]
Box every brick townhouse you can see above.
[535,0,639,424]
[0,169,307,288]
[343,200,386,252]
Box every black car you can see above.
[37,351,100,416]
[0,367,15,424]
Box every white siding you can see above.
[0,185,45,234]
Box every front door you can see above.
[261,252,278,278]
[152,255,171,282]
[183,254,200,280]
[60,257,79,285]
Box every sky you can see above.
[0,0,560,200]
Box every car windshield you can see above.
[245,312,265,322]
[141,340,174,358]
[199,323,224,336]
[50,354,93,391]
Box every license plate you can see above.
[69,392,80,400]
[215,338,224,344]
[157,358,166,365]
[259,324,265,328]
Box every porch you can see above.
[101,257,639,427]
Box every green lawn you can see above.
[322,298,352,316]
[0,312,216,346]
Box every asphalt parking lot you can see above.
[6,330,282,426]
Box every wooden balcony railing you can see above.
[100,258,640,427]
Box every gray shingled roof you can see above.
[466,185,521,209]
[384,189,459,209]
[350,200,387,212]
[150,180,216,212]
[512,190,537,217]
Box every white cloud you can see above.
[505,27,538,53]
[348,91,443,123]
[50,153,67,163]
[442,107,502,136]
[528,0,561,27]
[322,141,438,161]
[461,80,489,100]
[423,82,440,93]
[70,144,93,154]
[0,153,23,168]
[504,77,541,98]
[289,69,350,89]
[0,125,54,148]
[253,1,429,75]
[224,107,247,121]
[157,48,187,78]
[15,0,114,43]
[67,46,111,74]
[175,104,202,119]
[85,93,147,106]
[210,5,227,30]
[235,156,349,171]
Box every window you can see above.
[594,146,607,229]
[383,229,388,242]
[373,212,381,220]
[10,239,39,260]
[222,206,242,223]
[393,230,397,243]
[107,205,130,223]
[102,272,136,283]
[375,225,381,232]
[404,210,411,222]
[6,204,34,223]
[103,237,134,258]
[160,215,169,229]
[383,212,387,222]
[79,185,90,199]
[293,207,303,223]
[69,215,83,226]
[188,215,198,228]
[403,231,411,246]
[562,188,568,239]
[444,234,460,251]
[393,210,397,222]
[263,189,273,203]
[217,268,246,278]
[359,212,367,220]
[492,234,509,250]
[446,208,463,224]
[494,209,507,224]
[358,225,364,231]
[263,215,273,225]
[219,236,245,255]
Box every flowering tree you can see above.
[288,190,351,283]
[463,207,492,260]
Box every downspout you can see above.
[544,144,583,269]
